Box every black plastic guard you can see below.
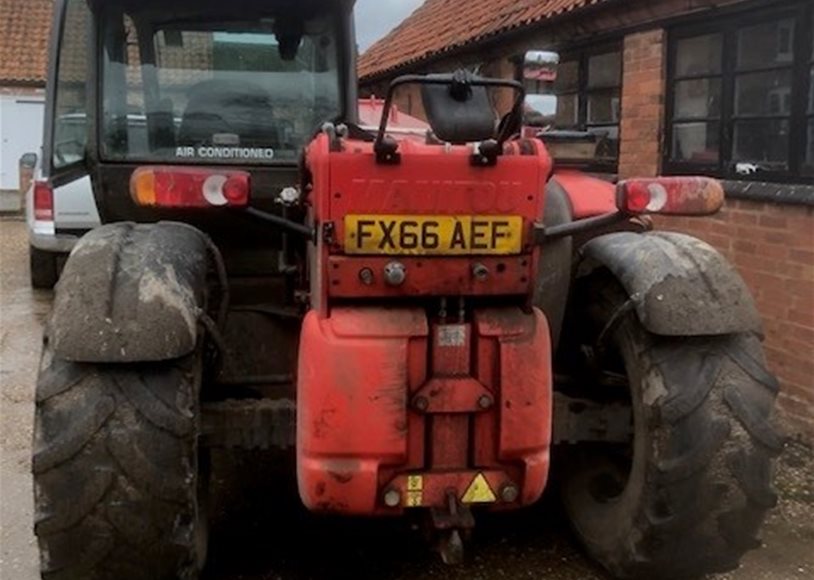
[579,232,762,336]
[50,222,208,362]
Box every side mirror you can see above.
[522,51,559,128]
[523,50,559,82]
[20,152,38,168]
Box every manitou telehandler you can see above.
[33,1,782,579]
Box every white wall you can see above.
[0,92,45,191]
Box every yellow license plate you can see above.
[344,215,524,255]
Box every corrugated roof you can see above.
[0,0,53,84]
[359,0,614,80]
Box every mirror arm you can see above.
[534,211,629,242]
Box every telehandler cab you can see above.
[33,1,781,578]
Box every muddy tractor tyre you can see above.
[560,276,783,580]
[30,246,59,289]
[32,345,208,580]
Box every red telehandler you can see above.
[33,1,781,579]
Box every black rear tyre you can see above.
[30,246,58,289]
[32,345,207,580]
[560,276,783,579]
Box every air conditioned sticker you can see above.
[175,146,275,160]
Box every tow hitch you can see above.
[429,491,475,565]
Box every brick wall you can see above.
[618,25,814,439]
[656,201,814,440]
[619,29,666,178]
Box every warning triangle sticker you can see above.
[461,473,497,504]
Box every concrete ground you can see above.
[1,217,813,580]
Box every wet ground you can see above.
[1,217,813,580]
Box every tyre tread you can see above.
[634,335,781,578]
[33,394,115,473]
[30,246,59,289]
[563,274,782,580]
[33,347,199,580]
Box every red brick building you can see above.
[360,0,814,439]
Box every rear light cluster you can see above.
[616,177,724,216]
[33,181,54,221]
[130,167,250,208]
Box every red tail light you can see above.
[33,181,54,221]
[130,167,250,208]
[616,177,724,216]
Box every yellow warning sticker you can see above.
[407,475,423,491]
[461,473,497,504]
[404,475,424,507]
[405,491,423,507]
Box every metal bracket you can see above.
[201,398,295,450]
[322,221,336,245]
[430,491,475,565]
[411,377,494,413]
[469,139,500,167]
[552,392,633,444]
[374,135,402,165]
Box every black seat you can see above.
[178,80,280,148]
[420,72,497,144]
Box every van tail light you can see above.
[130,167,250,208]
[616,177,724,216]
[33,181,54,221]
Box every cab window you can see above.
[51,0,92,170]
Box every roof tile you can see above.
[0,0,53,84]
[359,0,613,80]
[0,1,613,85]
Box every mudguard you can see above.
[534,179,573,349]
[579,231,762,336]
[49,222,209,362]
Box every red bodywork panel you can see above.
[297,131,554,516]
[357,97,430,142]
[297,307,552,514]
[551,169,616,219]
[327,255,532,298]
[305,135,552,309]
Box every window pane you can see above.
[671,122,720,163]
[737,19,795,70]
[733,119,789,166]
[523,78,546,96]
[556,94,578,127]
[587,126,619,160]
[735,70,792,116]
[809,66,814,115]
[53,0,92,169]
[807,120,814,169]
[674,78,721,119]
[675,34,722,76]
[555,60,579,93]
[587,91,620,124]
[587,51,621,89]
[524,94,557,127]
[101,9,342,163]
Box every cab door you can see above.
[44,0,92,183]
[42,0,100,231]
